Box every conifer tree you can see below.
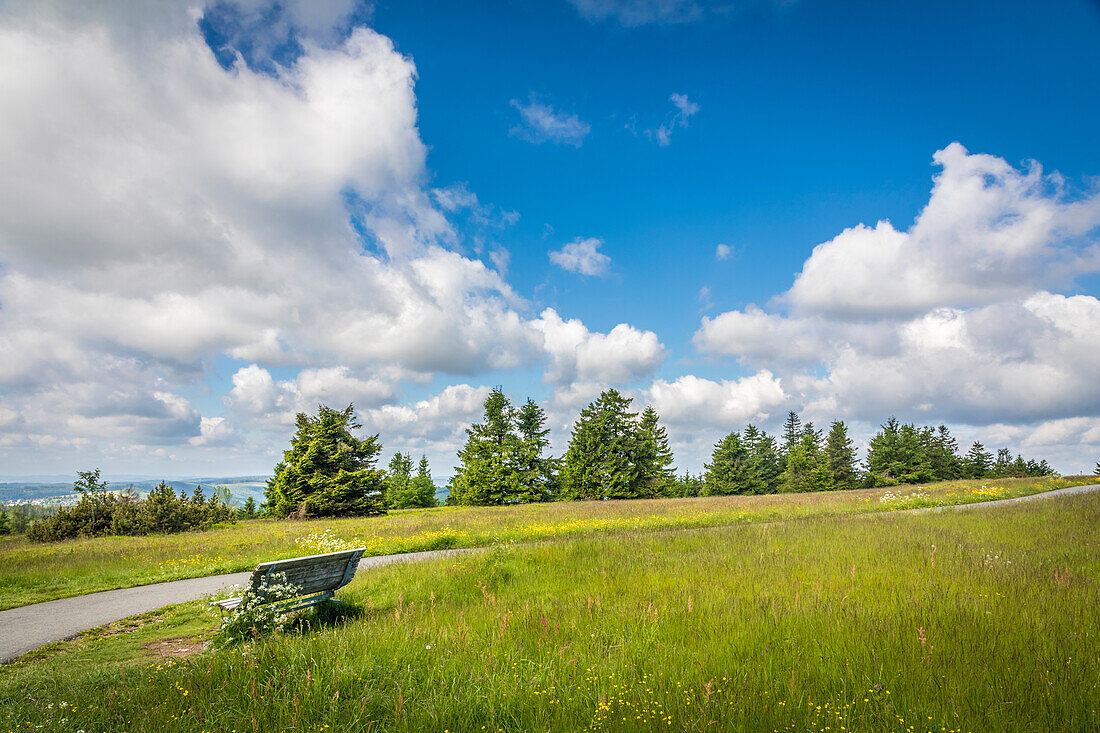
[0,509,10,535]
[1010,454,1029,478]
[383,452,415,508]
[742,425,783,494]
[236,496,259,519]
[992,448,1013,478]
[866,417,933,486]
[1094,461,1100,477]
[825,420,858,490]
[409,456,439,508]
[927,425,962,480]
[963,441,993,478]
[561,389,639,500]
[673,471,704,497]
[779,410,802,462]
[703,432,749,495]
[866,416,900,485]
[781,424,828,492]
[634,406,676,497]
[512,398,556,503]
[265,404,386,518]
[449,389,518,506]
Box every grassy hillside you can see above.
[1,490,1097,732]
[0,477,1086,611]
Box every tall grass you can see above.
[2,491,1097,732]
[0,476,1085,610]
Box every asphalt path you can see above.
[0,548,471,664]
[1,483,1097,663]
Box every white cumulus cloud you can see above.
[531,309,665,385]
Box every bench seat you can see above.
[213,547,365,613]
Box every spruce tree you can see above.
[927,425,962,481]
[634,407,676,498]
[741,425,779,494]
[1094,461,1100,477]
[673,471,704,497]
[824,420,858,490]
[1011,454,1029,478]
[0,509,10,535]
[236,496,259,519]
[779,411,802,462]
[963,441,993,478]
[449,389,518,506]
[265,404,385,518]
[992,448,1013,478]
[703,431,749,495]
[865,417,931,486]
[512,398,556,503]
[896,423,932,483]
[409,456,439,508]
[561,389,639,500]
[383,452,415,508]
[781,424,828,492]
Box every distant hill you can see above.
[0,476,271,506]
[2,475,451,507]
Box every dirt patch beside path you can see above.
[144,636,207,658]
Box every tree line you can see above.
[19,393,1068,538]
[442,393,1059,505]
[686,412,1055,497]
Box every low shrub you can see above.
[26,470,235,542]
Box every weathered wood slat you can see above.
[212,548,365,613]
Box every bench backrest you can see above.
[247,548,365,599]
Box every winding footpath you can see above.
[1,483,1097,664]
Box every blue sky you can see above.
[1,0,1099,479]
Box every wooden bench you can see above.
[213,548,365,613]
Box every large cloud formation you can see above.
[694,144,1100,471]
[0,0,664,473]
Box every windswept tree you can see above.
[265,404,386,518]
[561,389,640,500]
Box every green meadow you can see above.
[0,476,1081,610]
[1,485,1097,732]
